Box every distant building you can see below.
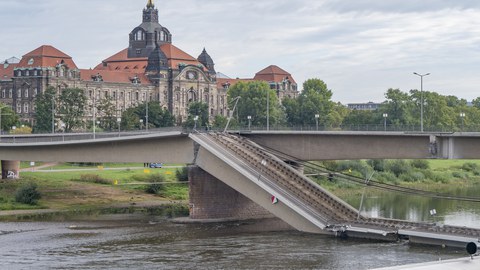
[347,102,382,111]
[0,0,298,126]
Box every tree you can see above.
[227,81,284,128]
[185,102,209,128]
[120,102,174,130]
[96,96,117,131]
[284,78,335,127]
[382,88,415,127]
[57,88,87,132]
[0,103,18,133]
[33,87,56,133]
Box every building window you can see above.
[136,49,142,55]
[104,91,109,98]
[1,90,5,98]
[16,102,21,113]
[26,70,30,76]
[142,93,146,101]
[113,91,117,100]
[120,92,124,99]
[25,89,29,98]
[135,92,139,101]
[18,89,22,98]
[24,103,29,113]
[9,89,12,98]
[134,30,144,41]
[33,70,38,76]
[89,90,93,98]
[33,88,38,97]
[127,92,131,101]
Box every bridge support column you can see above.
[188,165,273,220]
[1,160,20,179]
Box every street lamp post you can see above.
[413,72,430,132]
[383,113,388,131]
[266,90,270,131]
[52,97,55,134]
[460,112,465,132]
[315,114,320,131]
[247,115,252,130]
[139,119,143,130]
[145,97,149,132]
[117,117,121,137]
[193,115,199,131]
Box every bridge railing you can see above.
[0,127,185,144]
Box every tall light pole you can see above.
[266,89,270,131]
[315,114,319,131]
[145,94,149,132]
[193,115,199,131]
[413,72,430,132]
[93,88,97,139]
[383,113,388,131]
[247,115,252,130]
[52,96,55,134]
[460,112,465,132]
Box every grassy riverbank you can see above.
[0,164,190,218]
[310,159,480,200]
[1,160,480,219]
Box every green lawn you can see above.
[428,159,480,170]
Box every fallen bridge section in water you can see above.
[190,132,480,248]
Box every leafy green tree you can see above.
[121,102,174,130]
[228,81,284,127]
[212,115,228,129]
[33,86,56,133]
[0,103,18,133]
[284,78,335,127]
[185,102,209,128]
[58,88,87,132]
[342,109,380,126]
[382,88,415,126]
[96,96,117,131]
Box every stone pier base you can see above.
[1,160,20,179]
[188,165,273,220]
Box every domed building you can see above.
[0,0,297,127]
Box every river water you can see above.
[0,216,470,270]
[1,185,479,269]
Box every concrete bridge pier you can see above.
[188,165,274,220]
[1,160,20,179]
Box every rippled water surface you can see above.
[0,216,467,270]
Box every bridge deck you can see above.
[192,132,480,248]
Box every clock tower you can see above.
[128,0,172,58]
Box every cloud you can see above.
[1,0,480,103]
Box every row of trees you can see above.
[33,86,174,133]
[3,80,480,134]
[222,79,480,131]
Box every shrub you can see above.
[452,171,467,179]
[386,160,412,177]
[367,159,386,172]
[375,171,397,183]
[336,160,369,174]
[132,174,167,194]
[15,183,41,205]
[399,171,425,182]
[462,162,479,172]
[410,160,430,170]
[78,174,111,185]
[432,172,450,183]
[176,167,189,182]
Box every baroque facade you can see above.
[0,0,298,127]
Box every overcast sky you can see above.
[1,0,480,103]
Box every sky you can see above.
[1,0,480,104]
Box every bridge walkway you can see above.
[191,132,480,247]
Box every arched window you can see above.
[160,31,165,41]
[135,30,144,41]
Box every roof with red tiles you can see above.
[16,45,78,69]
[0,62,18,81]
[80,69,150,85]
[95,43,204,72]
[253,65,296,84]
